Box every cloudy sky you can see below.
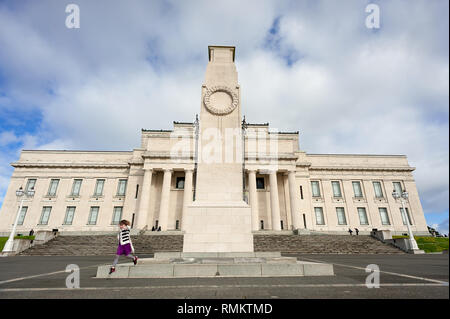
[0,0,448,234]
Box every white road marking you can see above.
[0,264,104,285]
[300,257,449,285]
[0,282,447,292]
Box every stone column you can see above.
[269,170,281,231]
[248,170,259,231]
[158,169,172,231]
[136,168,153,229]
[288,170,302,229]
[181,169,194,231]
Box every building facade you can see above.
[0,46,429,237]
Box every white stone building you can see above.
[0,46,429,238]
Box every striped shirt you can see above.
[118,227,131,245]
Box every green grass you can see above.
[0,236,35,251]
[392,236,449,253]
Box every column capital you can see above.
[163,168,173,173]
[185,168,195,173]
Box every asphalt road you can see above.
[0,253,448,299]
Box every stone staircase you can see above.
[254,234,404,254]
[20,235,183,256]
[19,234,403,256]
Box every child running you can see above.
[109,219,138,274]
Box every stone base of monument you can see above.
[96,252,334,278]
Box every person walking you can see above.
[348,228,353,236]
[109,220,138,274]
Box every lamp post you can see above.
[2,186,35,253]
[392,189,419,251]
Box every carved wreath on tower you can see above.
[203,86,239,115]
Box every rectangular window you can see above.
[94,179,105,196]
[88,207,99,225]
[26,179,36,192]
[256,177,265,189]
[352,181,363,198]
[311,181,321,197]
[64,207,76,225]
[112,207,123,225]
[299,186,304,200]
[176,177,185,189]
[336,207,347,225]
[175,220,180,230]
[17,206,28,225]
[71,179,82,196]
[357,207,369,225]
[332,181,342,197]
[373,182,384,198]
[393,182,403,195]
[400,207,413,225]
[39,206,52,225]
[379,207,390,225]
[135,184,139,199]
[117,179,127,196]
[314,207,325,225]
[47,179,59,196]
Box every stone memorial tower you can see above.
[182,46,254,252]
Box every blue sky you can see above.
[0,0,448,234]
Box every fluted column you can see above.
[136,168,153,229]
[288,170,302,229]
[158,169,172,231]
[269,170,281,231]
[181,169,194,231]
[248,170,259,231]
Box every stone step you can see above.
[96,257,334,278]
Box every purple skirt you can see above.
[116,243,132,256]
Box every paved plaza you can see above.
[0,254,447,299]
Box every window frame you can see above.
[63,206,76,225]
[116,179,127,196]
[314,207,325,225]
[378,207,390,225]
[256,177,265,190]
[17,206,28,226]
[176,177,185,190]
[331,181,343,198]
[311,181,321,198]
[88,206,100,225]
[47,179,60,196]
[357,207,369,225]
[111,206,123,225]
[71,179,82,197]
[373,181,384,198]
[336,207,347,225]
[39,206,52,225]
[93,179,105,197]
[352,181,363,198]
[400,207,413,225]
[25,179,36,192]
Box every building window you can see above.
[373,182,384,198]
[88,207,99,225]
[352,181,363,198]
[175,220,180,230]
[393,182,403,195]
[357,207,369,225]
[379,207,390,225]
[26,179,36,192]
[71,179,82,196]
[299,186,304,200]
[260,220,264,230]
[314,207,325,225]
[400,207,413,225]
[155,220,159,228]
[331,181,342,198]
[39,206,52,225]
[336,207,347,225]
[135,184,139,199]
[17,206,28,225]
[47,179,59,196]
[176,177,185,189]
[112,207,123,225]
[256,177,265,190]
[280,220,284,230]
[117,179,127,196]
[64,207,76,225]
[94,179,105,196]
[311,181,321,197]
